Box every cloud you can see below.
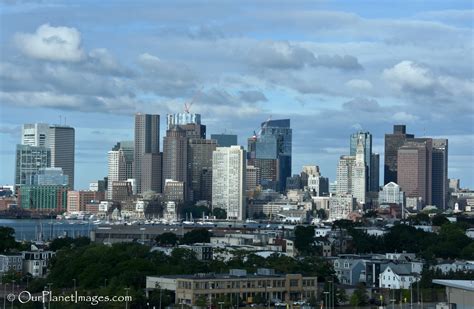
[314,54,362,70]
[14,24,85,62]
[383,60,434,92]
[238,90,268,103]
[346,79,373,91]
[392,111,419,122]
[343,97,380,112]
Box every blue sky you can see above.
[0,0,473,190]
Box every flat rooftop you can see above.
[432,280,474,291]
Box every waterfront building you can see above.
[18,185,68,211]
[33,167,68,186]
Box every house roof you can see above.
[432,280,474,291]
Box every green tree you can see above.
[0,226,18,253]
[156,232,178,246]
[294,225,316,255]
[181,228,212,244]
[212,207,227,219]
[350,283,369,306]
[432,215,449,226]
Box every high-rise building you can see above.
[163,126,188,188]
[397,138,432,206]
[167,113,201,129]
[112,141,134,179]
[336,155,355,195]
[370,153,380,192]
[48,125,75,189]
[384,125,414,185]
[353,137,367,204]
[33,167,68,186]
[211,134,238,147]
[141,153,162,194]
[134,113,160,194]
[432,139,448,209]
[187,139,216,201]
[21,123,50,147]
[308,174,329,197]
[163,179,185,203]
[15,144,51,187]
[379,182,405,206]
[350,131,371,189]
[246,165,259,192]
[212,146,246,220]
[259,119,292,192]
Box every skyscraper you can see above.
[167,113,201,129]
[15,144,51,187]
[141,153,162,194]
[352,138,367,204]
[370,153,380,192]
[21,123,50,147]
[112,141,134,179]
[432,139,448,209]
[397,138,432,206]
[255,119,292,192]
[163,126,188,186]
[187,138,217,201]
[350,131,378,192]
[211,134,238,147]
[134,113,160,194]
[212,146,246,220]
[384,125,414,185]
[48,125,75,189]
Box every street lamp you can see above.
[323,291,329,309]
[124,288,131,309]
[11,280,15,309]
[3,283,9,309]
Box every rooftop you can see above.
[432,280,474,291]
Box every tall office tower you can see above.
[432,139,448,209]
[211,134,238,147]
[384,125,414,185]
[308,174,329,196]
[134,113,160,194]
[112,141,134,179]
[212,146,246,220]
[350,131,372,190]
[397,138,432,206]
[163,126,188,187]
[15,145,51,187]
[370,153,380,192]
[352,138,367,204]
[178,123,206,139]
[107,150,124,199]
[167,113,201,129]
[336,155,355,195]
[260,119,292,192]
[188,139,217,201]
[255,133,279,190]
[379,182,405,206]
[21,123,50,147]
[48,125,75,189]
[247,137,257,163]
[141,153,162,194]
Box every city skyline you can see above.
[0,1,473,189]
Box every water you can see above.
[0,219,96,241]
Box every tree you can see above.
[432,215,449,226]
[294,225,316,255]
[212,207,227,219]
[156,232,178,246]
[350,283,369,306]
[181,228,212,244]
[0,226,18,253]
[316,209,327,220]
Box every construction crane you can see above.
[252,115,272,139]
[184,89,202,114]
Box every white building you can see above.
[329,195,356,220]
[107,150,127,199]
[379,182,405,206]
[379,264,419,289]
[212,146,246,220]
[0,254,22,273]
[22,250,55,278]
[352,137,367,204]
[21,123,50,147]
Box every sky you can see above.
[0,0,473,190]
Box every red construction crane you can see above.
[184,89,202,113]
